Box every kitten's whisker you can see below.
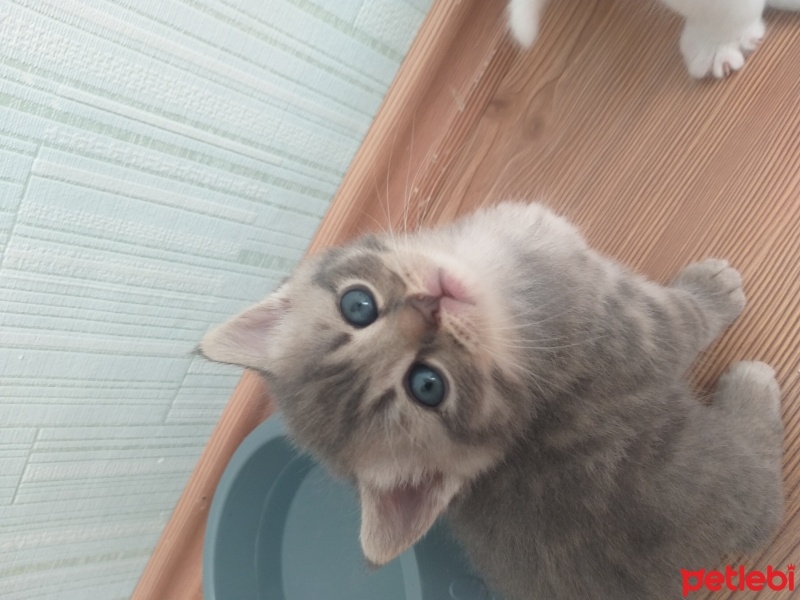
[403,113,417,238]
[483,318,577,332]
[370,167,396,243]
[490,328,608,348]
[478,343,529,373]
[482,322,600,341]
[407,133,473,231]
[361,210,389,235]
[384,117,403,242]
[403,133,438,236]
[408,128,455,231]
[477,311,582,335]
[498,336,608,351]
[383,412,401,472]
[428,137,476,225]
[362,399,383,441]
[524,369,551,399]
[481,297,582,326]
[479,346,549,396]
[393,411,422,449]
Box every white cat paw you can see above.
[680,19,765,79]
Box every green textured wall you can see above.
[0,1,431,597]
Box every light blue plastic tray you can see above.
[203,415,497,600]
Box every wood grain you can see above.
[135,0,800,597]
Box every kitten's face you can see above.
[200,232,531,565]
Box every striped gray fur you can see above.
[199,201,783,600]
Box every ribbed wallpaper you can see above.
[0,1,431,598]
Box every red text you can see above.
[681,565,795,596]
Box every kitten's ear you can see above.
[358,474,462,566]
[198,291,290,369]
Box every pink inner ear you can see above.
[227,302,284,349]
[360,472,459,567]
[199,296,289,368]
[378,472,444,533]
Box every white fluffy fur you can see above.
[507,0,548,47]
[507,0,799,78]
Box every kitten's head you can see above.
[200,229,535,565]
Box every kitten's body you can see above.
[201,202,783,599]
[508,0,800,78]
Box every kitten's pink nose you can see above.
[408,294,441,326]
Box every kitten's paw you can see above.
[716,361,781,420]
[680,19,765,78]
[673,259,746,333]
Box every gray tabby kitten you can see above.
[200,201,784,599]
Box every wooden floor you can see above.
[135,2,799,597]
[412,2,800,598]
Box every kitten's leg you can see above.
[669,259,746,351]
[589,259,743,386]
[711,361,784,552]
[662,0,767,78]
[714,361,782,439]
[508,0,550,47]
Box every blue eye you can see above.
[339,287,378,328]
[407,364,446,408]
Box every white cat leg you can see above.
[507,0,549,48]
[663,0,767,78]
